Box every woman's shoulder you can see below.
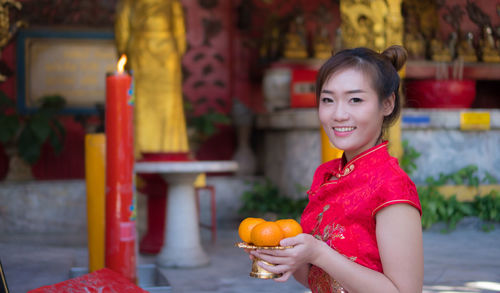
[371,158,421,216]
[370,157,417,193]
[386,157,415,183]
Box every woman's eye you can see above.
[321,97,333,103]
[351,97,362,103]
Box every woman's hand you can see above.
[243,248,256,261]
[250,233,325,282]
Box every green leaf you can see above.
[0,90,15,111]
[0,115,20,143]
[470,177,479,188]
[28,115,51,142]
[452,173,463,185]
[48,130,63,154]
[483,172,498,184]
[458,203,473,216]
[428,201,437,213]
[400,140,421,175]
[17,127,42,164]
[425,176,437,186]
[53,120,66,139]
[481,223,494,232]
[38,94,66,110]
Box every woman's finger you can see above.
[274,271,293,282]
[280,233,305,247]
[254,252,287,266]
[255,248,289,257]
[257,261,289,274]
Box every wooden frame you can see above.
[16,29,116,114]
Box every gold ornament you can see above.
[430,38,452,62]
[313,27,333,59]
[480,26,500,62]
[0,0,26,82]
[115,0,189,155]
[457,32,478,62]
[283,16,308,59]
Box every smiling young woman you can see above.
[250,46,423,293]
[317,68,394,162]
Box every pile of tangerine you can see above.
[238,217,303,247]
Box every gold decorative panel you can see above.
[340,0,403,51]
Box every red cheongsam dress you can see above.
[300,141,421,293]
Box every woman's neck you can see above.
[343,137,383,164]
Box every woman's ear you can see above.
[382,93,395,116]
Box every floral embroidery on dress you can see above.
[308,205,351,292]
[319,222,357,261]
[323,223,345,246]
[312,205,329,238]
[310,204,345,245]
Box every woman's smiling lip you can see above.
[332,126,356,137]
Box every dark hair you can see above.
[315,45,407,134]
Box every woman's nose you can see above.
[332,104,349,121]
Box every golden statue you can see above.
[457,32,478,62]
[313,27,332,59]
[480,26,500,62]
[115,0,188,155]
[283,16,308,59]
[403,12,425,59]
[340,0,387,52]
[404,32,425,60]
[402,0,440,45]
[385,0,404,47]
[430,38,452,62]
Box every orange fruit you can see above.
[276,219,303,238]
[251,221,284,247]
[238,217,265,244]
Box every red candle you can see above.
[105,55,136,282]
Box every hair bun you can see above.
[382,45,407,71]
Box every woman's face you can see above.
[318,68,394,161]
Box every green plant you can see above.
[419,165,500,232]
[0,92,66,164]
[401,140,500,231]
[483,171,498,184]
[183,101,231,147]
[424,165,480,187]
[239,180,308,221]
[419,184,474,231]
[400,140,420,175]
[473,190,500,222]
[474,189,500,232]
[188,110,231,139]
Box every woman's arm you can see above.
[253,203,423,293]
[374,203,424,292]
[291,263,310,287]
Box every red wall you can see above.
[182,0,233,115]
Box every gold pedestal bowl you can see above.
[236,242,292,279]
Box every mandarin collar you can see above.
[329,141,390,179]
